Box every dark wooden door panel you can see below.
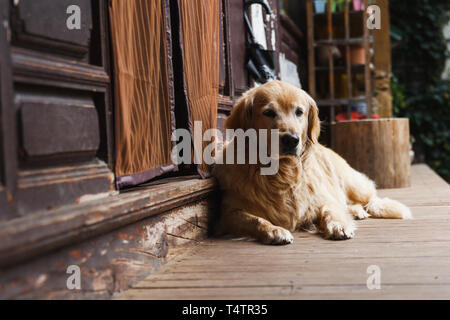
[19,93,100,160]
[12,0,92,58]
[16,162,114,214]
[11,48,110,89]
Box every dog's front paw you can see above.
[261,226,294,245]
[324,220,356,240]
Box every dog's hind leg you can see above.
[344,167,412,220]
[365,197,412,219]
[219,210,294,245]
[329,149,412,220]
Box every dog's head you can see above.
[225,80,320,157]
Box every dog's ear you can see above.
[225,95,253,130]
[306,94,320,144]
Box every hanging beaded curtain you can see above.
[178,0,220,177]
[110,0,177,188]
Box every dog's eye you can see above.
[296,108,304,117]
[263,109,277,118]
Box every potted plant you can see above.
[331,0,337,12]
[314,0,326,13]
[336,0,350,11]
[350,45,366,64]
[352,0,364,11]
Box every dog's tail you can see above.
[365,197,412,219]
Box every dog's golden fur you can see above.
[212,81,411,244]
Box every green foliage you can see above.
[390,0,450,182]
[391,75,406,116]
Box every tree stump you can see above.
[331,118,411,189]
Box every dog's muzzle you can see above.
[280,133,300,155]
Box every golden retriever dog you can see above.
[212,80,412,245]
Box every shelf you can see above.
[306,0,374,124]
[317,96,366,106]
[313,10,365,18]
[314,38,365,46]
[315,64,366,72]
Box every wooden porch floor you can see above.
[119,165,450,299]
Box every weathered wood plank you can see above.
[121,284,450,300]
[0,177,216,268]
[0,198,215,299]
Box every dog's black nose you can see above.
[281,133,300,149]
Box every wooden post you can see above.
[373,0,393,118]
[344,1,352,120]
[363,0,373,118]
[332,118,411,189]
[306,0,315,97]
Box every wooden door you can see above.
[0,0,114,218]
